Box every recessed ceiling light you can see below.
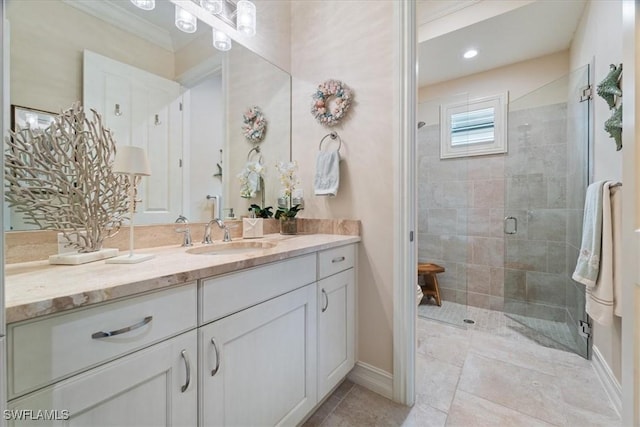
[463,49,478,59]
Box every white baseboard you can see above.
[347,361,393,400]
[592,345,622,416]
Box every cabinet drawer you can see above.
[318,244,355,279]
[8,283,197,400]
[199,254,316,325]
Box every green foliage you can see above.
[249,204,274,218]
[275,204,302,219]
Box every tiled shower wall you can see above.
[503,103,569,321]
[418,103,572,319]
[417,124,506,311]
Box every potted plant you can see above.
[249,204,274,218]
[275,161,302,235]
[275,204,302,235]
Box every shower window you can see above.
[440,93,508,159]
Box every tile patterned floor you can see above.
[418,300,580,354]
[304,317,621,427]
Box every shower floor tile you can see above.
[418,300,580,354]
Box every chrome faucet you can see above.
[203,218,231,244]
[175,215,193,247]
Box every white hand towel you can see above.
[238,161,263,199]
[586,181,621,325]
[314,150,340,196]
[572,181,606,287]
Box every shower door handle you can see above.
[504,216,517,235]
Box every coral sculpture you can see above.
[597,63,623,150]
[604,104,623,151]
[596,64,623,109]
[5,104,130,252]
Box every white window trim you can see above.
[439,92,508,159]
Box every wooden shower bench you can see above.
[418,263,445,306]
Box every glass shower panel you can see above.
[416,94,473,328]
[503,65,590,358]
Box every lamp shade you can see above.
[112,146,151,176]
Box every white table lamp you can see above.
[107,146,154,264]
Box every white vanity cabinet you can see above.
[5,239,359,426]
[7,330,197,427]
[198,254,318,427]
[316,245,356,398]
[7,283,198,426]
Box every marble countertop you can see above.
[5,233,360,324]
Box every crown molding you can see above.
[62,0,174,52]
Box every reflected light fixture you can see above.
[236,0,256,36]
[200,0,223,14]
[213,29,232,51]
[106,146,154,264]
[130,0,155,10]
[175,5,197,33]
[463,49,478,59]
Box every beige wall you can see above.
[570,0,624,383]
[225,45,291,215]
[419,50,570,114]
[217,0,291,73]
[7,0,174,113]
[290,1,397,374]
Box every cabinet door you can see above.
[7,330,197,427]
[200,284,317,427]
[318,268,355,398]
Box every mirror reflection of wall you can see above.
[5,0,291,230]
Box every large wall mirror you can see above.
[5,0,291,230]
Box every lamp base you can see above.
[106,253,155,264]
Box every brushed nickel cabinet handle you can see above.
[331,256,346,263]
[211,338,220,377]
[321,288,329,313]
[91,316,152,339]
[181,349,191,393]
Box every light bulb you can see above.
[130,0,155,11]
[200,0,223,14]
[213,30,232,51]
[175,5,197,33]
[236,0,256,36]
[463,49,478,59]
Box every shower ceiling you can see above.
[417,0,587,87]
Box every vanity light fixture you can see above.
[236,0,256,36]
[107,146,155,264]
[175,4,197,33]
[463,49,478,59]
[200,0,223,15]
[130,0,155,11]
[213,29,232,51]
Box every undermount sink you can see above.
[186,241,277,255]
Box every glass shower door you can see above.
[503,65,591,358]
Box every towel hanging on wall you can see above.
[314,132,342,197]
[572,181,606,287]
[585,181,622,325]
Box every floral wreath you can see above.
[242,106,267,143]
[311,79,353,127]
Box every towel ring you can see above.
[319,132,342,152]
[247,146,263,163]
